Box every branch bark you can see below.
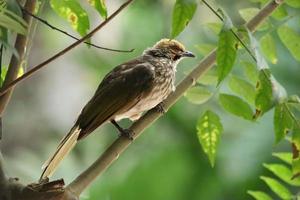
[66,0,284,196]
[0,0,37,115]
[0,0,134,98]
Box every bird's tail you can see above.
[40,126,81,180]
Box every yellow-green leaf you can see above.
[260,34,277,64]
[88,0,107,19]
[216,16,237,84]
[219,93,253,120]
[247,190,273,200]
[50,0,90,36]
[196,110,223,167]
[228,75,256,104]
[286,0,300,8]
[263,163,300,186]
[272,152,292,165]
[241,61,258,84]
[171,0,197,38]
[277,25,300,61]
[260,176,292,200]
[184,86,213,105]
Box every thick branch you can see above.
[0,0,37,115]
[67,0,283,196]
[0,0,134,98]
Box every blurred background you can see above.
[1,0,300,199]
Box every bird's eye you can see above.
[173,54,181,61]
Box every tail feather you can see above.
[40,126,81,180]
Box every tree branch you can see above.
[0,0,134,98]
[0,0,37,116]
[21,8,134,53]
[66,0,284,196]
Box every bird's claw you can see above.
[119,128,134,141]
[154,102,166,114]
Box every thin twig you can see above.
[0,0,37,116]
[201,0,257,62]
[66,0,283,196]
[21,8,134,53]
[0,0,134,98]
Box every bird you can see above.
[40,38,195,180]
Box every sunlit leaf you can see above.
[88,0,107,19]
[205,22,222,35]
[184,86,213,104]
[271,5,288,20]
[260,34,277,64]
[196,110,223,167]
[50,0,90,36]
[277,25,300,61]
[260,176,292,200]
[272,152,292,165]
[274,103,294,143]
[197,68,218,85]
[263,163,300,186]
[216,15,237,84]
[0,8,27,35]
[171,0,197,38]
[247,190,273,200]
[219,93,253,120]
[292,127,300,178]
[286,0,300,8]
[241,61,258,84]
[228,75,255,104]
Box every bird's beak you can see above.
[181,51,195,58]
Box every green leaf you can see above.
[171,0,197,38]
[184,86,213,104]
[260,176,292,200]
[197,68,218,85]
[277,25,300,61]
[228,75,256,104]
[216,16,237,84]
[196,110,223,167]
[219,93,253,120]
[260,34,277,64]
[255,69,287,118]
[286,0,300,8]
[0,8,27,35]
[50,0,90,37]
[88,0,107,19]
[272,152,292,165]
[247,190,273,200]
[195,43,216,57]
[205,22,222,35]
[271,5,288,20]
[263,163,300,186]
[274,103,294,143]
[241,61,258,84]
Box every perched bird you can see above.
[40,39,195,180]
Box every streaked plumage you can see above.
[40,39,195,180]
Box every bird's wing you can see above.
[76,60,155,139]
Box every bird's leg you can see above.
[110,120,134,140]
[154,102,166,114]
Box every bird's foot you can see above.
[154,102,166,114]
[111,120,134,141]
[118,128,134,141]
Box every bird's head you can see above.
[144,39,195,62]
